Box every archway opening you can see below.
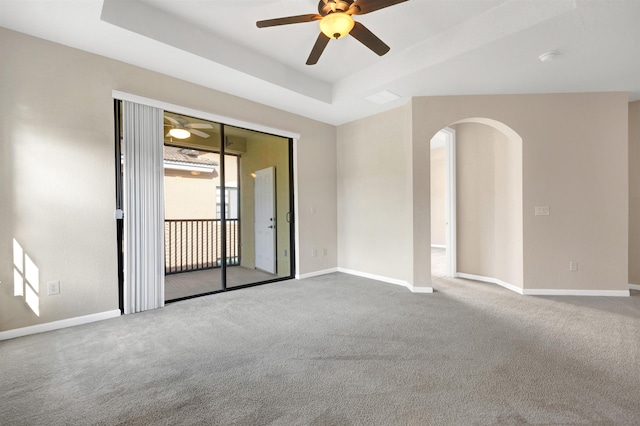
[430,118,524,292]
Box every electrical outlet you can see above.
[312,249,317,257]
[322,248,328,256]
[535,206,550,216]
[47,280,60,295]
[569,261,578,271]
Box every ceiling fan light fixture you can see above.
[319,12,354,39]
[169,127,191,139]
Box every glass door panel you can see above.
[163,113,223,301]
[224,125,293,288]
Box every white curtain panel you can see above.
[122,101,165,314]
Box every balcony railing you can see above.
[165,219,239,275]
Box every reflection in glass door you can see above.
[225,125,293,289]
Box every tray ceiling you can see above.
[1,0,638,125]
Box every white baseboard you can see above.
[337,267,433,294]
[630,284,640,291]
[410,285,434,294]
[0,309,121,341]
[457,272,630,297]
[523,289,630,297]
[457,272,524,295]
[296,268,338,280]
[338,267,409,287]
[431,244,446,249]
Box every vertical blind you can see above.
[122,101,165,314]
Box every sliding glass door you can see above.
[159,112,293,301]
[115,102,295,311]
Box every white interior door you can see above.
[254,167,276,273]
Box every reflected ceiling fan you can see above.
[164,116,213,139]
[256,0,409,65]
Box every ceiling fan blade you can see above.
[165,116,179,125]
[257,14,321,28]
[351,0,409,15]
[188,123,213,129]
[349,22,390,56]
[190,129,210,139]
[306,33,331,65]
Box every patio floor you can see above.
[165,266,276,301]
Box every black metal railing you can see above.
[165,219,239,275]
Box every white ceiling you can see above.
[1,0,639,125]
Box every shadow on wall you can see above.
[431,117,524,291]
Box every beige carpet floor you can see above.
[1,271,639,425]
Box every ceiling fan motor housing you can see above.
[319,0,355,16]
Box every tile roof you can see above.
[164,146,218,166]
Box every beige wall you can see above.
[411,94,628,291]
[492,122,524,287]
[164,171,218,220]
[456,123,497,277]
[337,104,414,283]
[164,151,226,220]
[0,28,337,332]
[430,147,446,247]
[338,92,628,292]
[630,101,640,285]
[455,122,523,287]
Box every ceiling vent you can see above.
[365,90,401,105]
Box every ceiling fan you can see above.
[256,0,409,65]
[164,116,213,139]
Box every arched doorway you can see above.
[430,118,524,293]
